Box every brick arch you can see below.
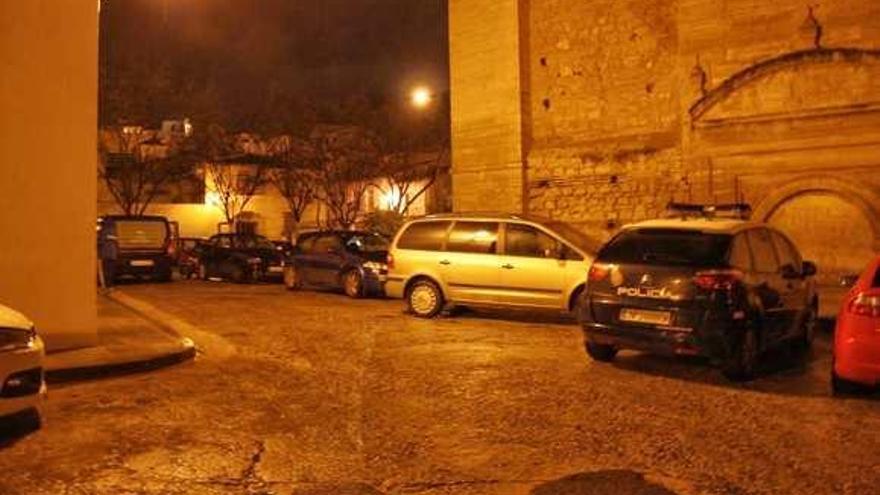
[690,47,880,122]
[753,175,880,251]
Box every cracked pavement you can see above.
[1,281,879,494]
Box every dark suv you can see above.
[579,205,818,381]
[196,233,284,283]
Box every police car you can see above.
[579,203,818,381]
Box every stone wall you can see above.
[451,0,880,263]
[448,0,527,213]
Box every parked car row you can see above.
[91,206,880,392]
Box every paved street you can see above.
[1,281,879,495]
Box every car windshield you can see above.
[235,236,275,250]
[599,228,731,266]
[544,221,602,255]
[344,233,388,253]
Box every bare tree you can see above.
[205,161,269,226]
[190,124,270,226]
[380,146,448,216]
[268,136,320,238]
[99,127,195,216]
[309,126,379,229]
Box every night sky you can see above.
[99,0,449,132]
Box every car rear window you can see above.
[599,228,731,266]
[397,221,451,251]
[115,220,168,249]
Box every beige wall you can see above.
[449,0,527,213]
[0,0,98,350]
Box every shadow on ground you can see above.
[610,339,831,398]
[0,409,41,449]
[530,470,678,495]
[446,305,576,326]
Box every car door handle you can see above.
[439,260,451,265]
[501,263,514,269]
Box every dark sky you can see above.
[100,0,449,131]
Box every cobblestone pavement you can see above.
[1,281,879,494]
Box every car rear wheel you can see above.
[283,265,300,291]
[831,371,865,395]
[585,341,618,362]
[723,326,759,382]
[342,270,363,299]
[406,279,443,318]
[794,304,817,351]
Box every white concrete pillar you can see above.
[0,0,99,350]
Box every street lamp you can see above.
[410,86,432,109]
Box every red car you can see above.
[832,256,880,393]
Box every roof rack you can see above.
[666,202,752,220]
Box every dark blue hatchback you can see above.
[282,230,389,298]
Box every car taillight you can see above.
[589,262,610,282]
[386,253,395,270]
[694,269,742,291]
[849,293,880,317]
[166,242,176,257]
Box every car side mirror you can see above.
[839,274,858,287]
[780,263,801,279]
[802,261,817,278]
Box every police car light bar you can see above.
[666,202,752,220]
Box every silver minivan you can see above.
[385,213,598,318]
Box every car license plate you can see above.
[619,308,672,326]
[268,266,283,273]
[130,259,155,267]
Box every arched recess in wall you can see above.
[688,48,880,283]
[753,176,880,285]
[690,47,880,124]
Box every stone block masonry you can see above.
[450,0,880,278]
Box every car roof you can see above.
[100,215,169,222]
[414,212,555,223]
[0,303,33,330]
[298,230,375,237]
[621,218,762,234]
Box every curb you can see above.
[45,343,197,384]
[105,289,237,360]
[42,290,211,384]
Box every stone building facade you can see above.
[449,0,880,284]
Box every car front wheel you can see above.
[723,326,759,382]
[794,304,817,351]
[406,279,443,318]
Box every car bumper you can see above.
[582,321,732,360]
[834,332,880,386]
[106,256,171,275]
[385,277,405,299]
[363,270,387,296]
[0,337,46,419]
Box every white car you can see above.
[0,303,46,424]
